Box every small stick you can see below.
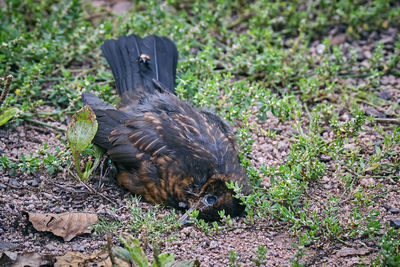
[0,75,13,107]
[107,233,116,266]
[23,117,66,132]
[373,118,400,125]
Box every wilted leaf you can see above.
[0,251,17,266]
[11,252,43,267]
[28,212,98,241]
[66,105,98,155]
[55,251,129,267]
[0,107,19,126]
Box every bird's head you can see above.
[179,173,251,224]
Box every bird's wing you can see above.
[106,93,240,183]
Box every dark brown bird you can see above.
[82,34,250,222]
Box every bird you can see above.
[82,34,250,222]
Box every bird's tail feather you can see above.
[101,34,178,96]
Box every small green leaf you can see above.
[152,252,174,267]
[66,105,98,180]
[0,107,19,126]
[66,105,98,154]
[113,247,133,262]
[130,239,149,267]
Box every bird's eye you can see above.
[204,195,217,205]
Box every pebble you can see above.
[31,179,39,187]
[112,1,133,15]
[209,240,218,249]
[360,178,375,187]
[45,244,57,251]
[277,141,289,151]
[389,208,400,214]
[72,244,85,252]
[316,44,325,54]
[378,90,392,100]
[9,179,20,187]
[389,219,400,229]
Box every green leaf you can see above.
[152,252,174,267]
[113,247,133,262]
[130,239,149,267]
[0,107,19,126]
[66,105,98,154]
[66,105,98,180]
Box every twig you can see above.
[153,242,161,267]
[23,117,66,132]
[227,11,253,29]
[0,75,13,107]
[373,118,400,125]
[74,173,118,206]
[107,233,116,267]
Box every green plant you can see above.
[114,236,193,267]
[66,105,103,182]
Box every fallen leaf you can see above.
[0,251,17,266]
[11,252,43,267]
[55,251,129,267]
[28,212,98,241]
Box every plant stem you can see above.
[23,117,66,132]
[73,152,84,181]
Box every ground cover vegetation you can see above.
[0,0,399,265]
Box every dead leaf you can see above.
[0,251,17,266]
[28,212,98,241]
[55,251,129,267]
[11,252,43,267]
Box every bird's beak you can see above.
[178,198,207,225]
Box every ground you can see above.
[0,1,399,266]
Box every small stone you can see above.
[364,107,386,118]
[209,240,218,249]
[360,178,375,187]
[270,251,278,256]
[323,184,332,190]
[91,0,106,8]
[344,143,357,151]
[277,141,289,151]
[389,219,400,229]
[389,208,400,214]
[72,244,85,252]
[378,90,392,100]
[45,244,57,250]
[319,154,332,162]
[363,50,372,59]
[330,33,347,45]
[53,207,62,213]
[31,179,39,187]
[316,44,325,54]
[9,179,20,187]
[112,1,133,15]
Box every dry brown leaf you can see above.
[28,212,98,241]
[55,251,129,267]
[11,252,43,267]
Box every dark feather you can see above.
[101,34,178,95]
[83,34,250,221]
